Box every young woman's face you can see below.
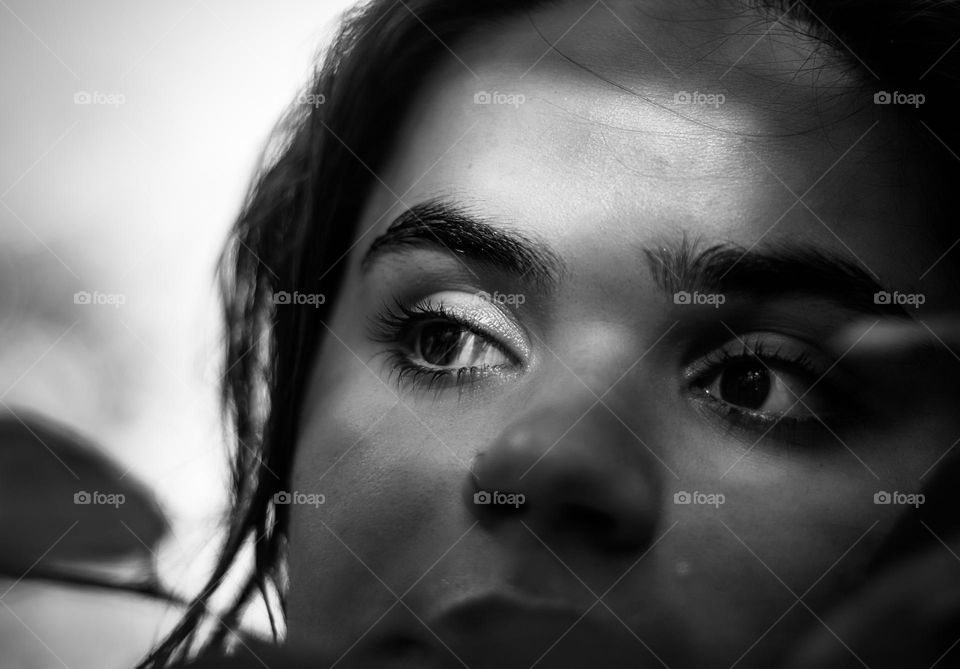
[284,1,957,666]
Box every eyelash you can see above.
[368,299,517,394]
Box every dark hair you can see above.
[138,0,960,665]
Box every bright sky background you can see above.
[0,0,357,618]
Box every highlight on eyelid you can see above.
[422,291,531,358]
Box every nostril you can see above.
[558,502,617,535]
[555,502,642,551]
[376,634,428,655]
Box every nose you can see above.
[466,399,662,553]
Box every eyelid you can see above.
[413,290,531,360]
[684,332,832,385]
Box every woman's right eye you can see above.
[369,290,529,392]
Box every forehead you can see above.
[356,0,948,303]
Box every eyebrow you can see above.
[361,198,565,288]
[645,238,910,317]
[362,200,907,318]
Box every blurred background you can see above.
[0,1,355,666]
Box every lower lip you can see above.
[427,600,646,669]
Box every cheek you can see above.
[661,422,890,605]
[654,479,883,659]
[285,349,471,627]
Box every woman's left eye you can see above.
[687,335,837,433]
[701,356,816,418]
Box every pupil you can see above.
[419,323,467,366]
[720,359,771,409]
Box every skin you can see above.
[282,1,960,667]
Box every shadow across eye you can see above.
[685,332,841,441]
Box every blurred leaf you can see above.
[0,409,168,585]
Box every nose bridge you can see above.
[539,319,645,399]
[520,317,662,451]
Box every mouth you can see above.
[358,591,653,669]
